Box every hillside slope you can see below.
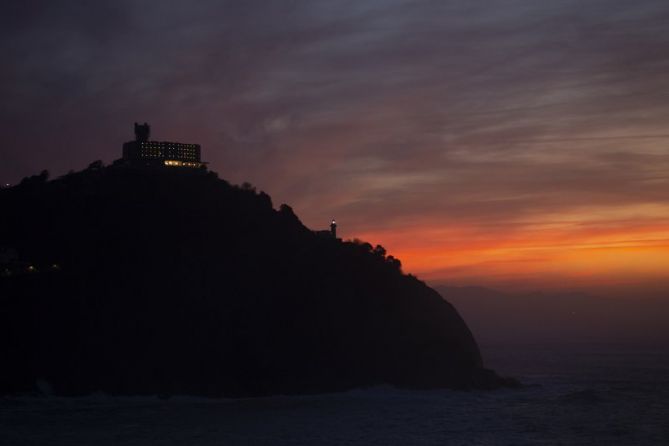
[0,165,507,396]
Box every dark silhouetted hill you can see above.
[0,164,509,397]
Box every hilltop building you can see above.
[121,123,206,169]
[315,219,339,240]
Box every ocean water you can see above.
[2,344,668,445]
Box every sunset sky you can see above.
[3,1,669,294]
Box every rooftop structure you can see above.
[315,219,339,239]
[122,123,206,169]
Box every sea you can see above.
[2,343,668,445]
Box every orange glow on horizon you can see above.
[353,209,669,292]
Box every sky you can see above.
[2,0,669,295]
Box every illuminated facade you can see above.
[122,122,206,169]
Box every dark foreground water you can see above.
[2,344,668,445]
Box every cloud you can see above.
[3,0,669,289]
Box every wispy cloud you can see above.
[3,0,669,290]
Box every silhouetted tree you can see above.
[386,255,402,271]
[87,160,104,170]
[18,169,49,187]
[241,181,255,192]
[373,244,387,258]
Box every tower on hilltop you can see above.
[134,122,150,142]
